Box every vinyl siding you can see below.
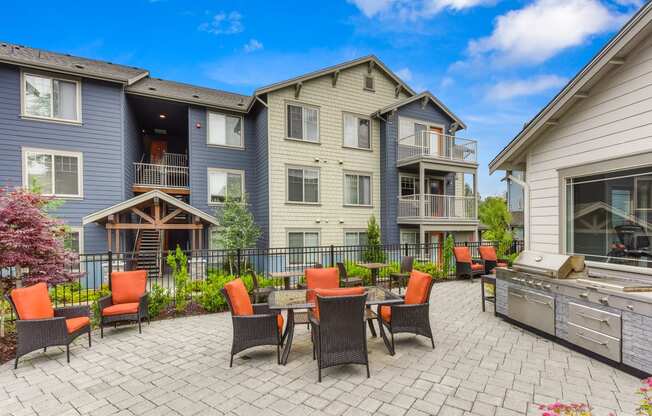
[123,95,141,200]
[266,63,410,247]
[251,104,269,247]
[0,63,125,253]
[525,35,652,254]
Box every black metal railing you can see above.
[1,240,524,317]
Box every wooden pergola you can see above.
[83,190,218,252]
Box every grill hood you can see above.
[512,251,586,279]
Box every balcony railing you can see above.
[397,194,477,221]
[397,132,477,164]
[161,152,187,167]
[134,162,189,189]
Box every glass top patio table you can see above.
[267,286,403,310]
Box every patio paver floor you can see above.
[0,280,644,416]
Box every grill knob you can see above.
[599,297,609,305]
[579,293,589,299]
[543,284,552,290]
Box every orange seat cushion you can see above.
[277,314,284,333]
[471,263,485,271]
[404,271,432,305]
[66,317,90,333]
[306,267,339,290]
[379,305,391,322]
[478,246,498,261]
[111,271,147,304]
[312,287,365,320]
[11,283,54,320]
[102,302,139,316]
[453,247,472,264]
[497,262,508,268]
[224,278,254,316]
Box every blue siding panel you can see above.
[0,63,125,253]
[123,96,141,200]
[251,105,269,247]
[380,100,455,244]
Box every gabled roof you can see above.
[82,190,218,226]
[489,2,652,174]
[0,41,148,85]
[127,77,253,112]
[253,55,416,97]
[373,91,466,130]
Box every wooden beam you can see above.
[131,207,155,224]
[107,229,112,252]
[198,228,203,250]
[394,84,401,98]
[106,223,204,230]
[160,208,183,224]
[108,214,115,224]
[294,82,302,99]
[132,186,190,195]
[332,70,340,87]
[115,229,120,252]
[153,197,161,221]
[421,96,428,110]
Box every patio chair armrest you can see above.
[16,317,68,343]
[54,305,90,319]
[97,295,113,311]
[232,314,277,335]
[389,303,430,327]
[138,292,149,316]
[252,303,276,315]
[472,259,484,265]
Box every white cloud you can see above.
[395,67,413,81]
[198,11,243,35]
[440,76,455,88]
[486,74,567,100]
[468,0,626,66]
[243,39,263,53]
[348,0,495,20]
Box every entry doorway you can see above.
[425,231,444,263]
[429,126,444,157]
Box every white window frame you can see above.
[342,112,372,150]
[344,230,368,246]
[20,70,82,124]
[285,101,320,143]
[286,165,320,204]
[65,226,84,255]
[287,229,321,266]
[206,111,244,149]
[363,75,375,92]
[343,172,373,207]
[399,173,446,196]
[400,230,419,245]
[22,147,84,198]
[207,168,245,206]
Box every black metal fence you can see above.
[2,240,524,313]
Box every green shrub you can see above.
[196,271,280,313]
[167,246,189,313]
[414,262,447,280]
[148,285,171,318]
[90,285,111,326]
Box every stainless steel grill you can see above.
[512,251,586,279]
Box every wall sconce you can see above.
[195,122,201,128]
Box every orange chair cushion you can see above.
[224,278,254,316]
[306,267,339,289]
[453,247,472,264]
[497,262,508,268]
[111,270,147,304]
[404,271,432,305]
[66,317,90,333]
[478,246,498,261]
[11,283,54,320]
[277,314,284,333]
[379,305,391,322]
[102,303,139,316]
[312,287,365,320]
[471,263,485,271]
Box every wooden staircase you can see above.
[136,229,161,278]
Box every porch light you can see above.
[159,114,166,119]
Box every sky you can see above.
[3,0,644,196]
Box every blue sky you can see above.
[3,0,643,195]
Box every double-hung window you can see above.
[288,231,320,265]
[287,167,319,203]
[400,230,419,245]
[343,113,371,149]
[287,103,319,142]
[23,148,83,197]
[344,173,371,206]
[207,112,243,148]
[208,168,244,204]
[344,231,368,246]
[22,73,80,122]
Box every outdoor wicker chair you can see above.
[98,270,149,338]
[389,256,414,293]
[336,262,363,287]
[478,246,509,275]
[309,289,369,382]
[222,278,283,367]
[7,282,91,369]
[453,247,484,279]
[378,271,435,356]
[250,270,274,303]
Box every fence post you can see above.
[236,249,242,277]
[330,245,335,267]
[404,243,409,257]
[107,251,113,291]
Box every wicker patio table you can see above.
[356,262,389,286]
[268,286,403,365]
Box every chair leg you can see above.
[318,365,322,383]
[14,356,19,370]
[43,347,47,352]
[138,318,142,334]
[88,330,92,347]
[430,335,435,349]
[366,362,370,378]
[229,353,234,368]
[277,343,280,365]
[66,345,70,363]
[100,322,104,339]
[390,332,395,355]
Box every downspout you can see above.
[505,174,530,251]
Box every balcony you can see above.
[397,132,477,166]
[133,153,189,195]
[397,194,478,223]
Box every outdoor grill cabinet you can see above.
[495,251,652,377]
